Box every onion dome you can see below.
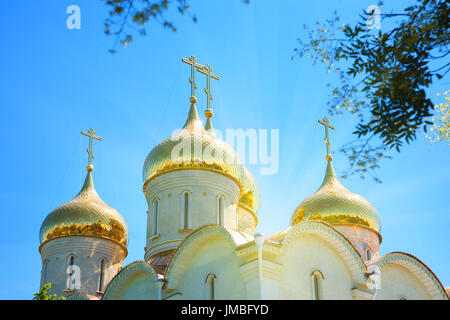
[39,170,128,250]
[142,102,245,193]
[290,160,381,237]
[239,167,261,214]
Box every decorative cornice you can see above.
[102,261,158,300]
[143,166,243,197]
[377,252,448,300]
[39,234,127,258]
[164,225,245,283]
[280,220,368,282]
[144,239,183,262]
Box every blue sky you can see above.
[0,0,448,299]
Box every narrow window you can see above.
[218,197,224,225]
[205,273,217,300]
[184,192,189,229]
[98,259,105,292]
[313,274,320,300]
[311,271,323,300]
[153,199,159,236]
[41,260,48,287]
[366,248,372,261]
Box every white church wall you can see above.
[40,236,126,297]
[176,240,245,299]
[279,233,355,299]
[240,257,283,299]
[164,228,246,300]
[374,252,448,300]
[375,264,431,300]
[102,262,159,300]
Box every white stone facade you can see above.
[144,169,240,262]
[40,236,126,297]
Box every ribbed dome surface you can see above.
[40,171,128,248]
[142,103,245,193]
[290,161,381,235]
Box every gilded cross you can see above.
[181,55,204,100]
[198,64,220,115]
[318,117,335,160]
[81,128,102,168]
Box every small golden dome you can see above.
[40,171,128,249]
[142,103,245,193]
[290,161,381,236]
[239,167,261,214]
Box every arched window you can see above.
[41,260,48,287]
[69,255,75,267]
[313,274,320,299]
[183,192,190,229]
[366,248,372,261]
[153,198,159,236]
[98,259,106,292]
[311,270,324,300]
[205,273,217,300]
[217,196,224,225]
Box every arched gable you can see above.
[164,225,248,298]
[102,261,159,300]
[280,220,367,284]
[377,252,448,300]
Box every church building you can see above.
[38,56,449,300]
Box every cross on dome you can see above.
[197,64,220,118]
[318,117,335,161]
[81,128,102,171]
[181,55,203,103]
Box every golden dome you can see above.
[290,161,381,236]
[142,102,245,193]
[239,167,261,213]
[39,170,128,249]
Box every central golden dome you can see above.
[142,102,245,193]
[40,171,128,250]
[290,161,381,236]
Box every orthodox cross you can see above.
[197,64,220,116]
[81,128,102,169]
[181,55,204,100]
[318,117,335,160]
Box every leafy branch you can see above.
[104,0,250,53]
[293,0,450,182]
[33,283,66,300]
[104,0,197,53]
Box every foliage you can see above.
[293,0,449,182]
[104,0,249,53]
[33,283,66,300]
[425,91,450,145]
